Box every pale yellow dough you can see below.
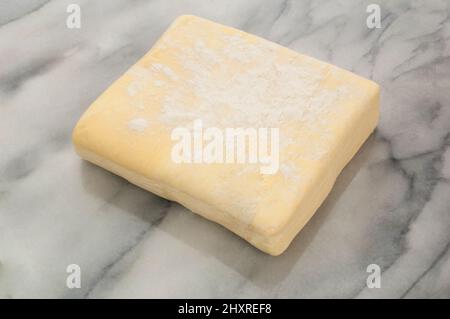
[72,15,379,255]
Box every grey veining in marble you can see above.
[1,0,450,298]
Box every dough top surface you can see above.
[73,15,379,236]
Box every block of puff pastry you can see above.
[72,15,379,255]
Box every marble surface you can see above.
[1,0,450,299]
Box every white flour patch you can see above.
[128,118,149,133]
[157,32,350,135]
[152,63,179,81]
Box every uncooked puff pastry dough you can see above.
[72,15,379,255]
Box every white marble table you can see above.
[1,0,449,298]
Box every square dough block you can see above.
[73,15,379,256]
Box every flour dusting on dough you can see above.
[124,19,355,182]
[128,118,149,133]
